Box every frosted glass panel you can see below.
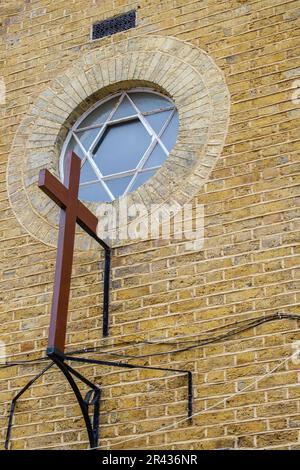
[75,129,99,150]
[130,169,156,192]
[79,97,119,128]
[145,110,172,134]
[144,144,166,169]
[106,176,133,198]
[80,161,97,184]
[161,111,179,151]
[130,92,172,113]
[94,120,151,176]
[112,97,136,120]
[79,182,110,202]
[65,136,85,161]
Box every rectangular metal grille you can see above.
[92,10,136,40]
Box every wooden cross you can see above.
[38,151,110,358]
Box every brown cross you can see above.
[38,151,109,357]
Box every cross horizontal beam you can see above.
[39,169,108,248]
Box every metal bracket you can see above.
[4,362,55,450]
[5,357,101,450]
[102,247,111,337]
[64,354,193,421]
[5,352,193,450]
[51,355,101,449]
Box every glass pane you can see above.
[93,120,151,176]
[65,135,85,161]
[79,96,119,128]
[130,169,156,192]
[63,90,179,201]
[145,110,173,134]
[79,181,110,202]
[106,175,133,198]
[129,92,172,113]
[143,143,167,169]
[80,160,97,184]
[75,128,99,150]
[161,110,179,151]
[112,96,136,120]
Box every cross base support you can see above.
[5,354,193,450]
[5,356,101,450]
[51,353,101,449]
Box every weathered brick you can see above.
[1,0,300,452]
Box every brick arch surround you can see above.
[7,35,230,250]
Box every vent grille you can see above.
[92,10,136,40]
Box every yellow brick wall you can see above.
[1,0,300,450]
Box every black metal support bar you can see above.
[60,360,101,448]
[103,247,111,337]
[87,232,111,338]
[87,230,110,252]
[90,388,101,446]
[64,354,193,420]
[187,371,193,421]
[62,361,98,391]
[89,233,111,338]
[51,355,101,449]
[4,362,54,450]
[5,352,193,450]
[65,354,187,374]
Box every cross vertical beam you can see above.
[48,153,80,356]
[38,151,110,357]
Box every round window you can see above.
[60,89,179,202]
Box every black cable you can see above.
[71,313,299,355]
[1,312,299,368]
[65,313,300,359]
[3,312,276,366]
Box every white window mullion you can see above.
[138,165,160,174]
[72,132,88,167]
[123,107,177,195]
[82,92,127,201]
[76,124,104,132]
[102,168,136,181]
[104,113,139,126]
[126,92,170,155]
[79,179,99,187]
[62,89,178,202]
[89,92,126,154]
[85,151,115,201]
[125,92,154,137]
[156,108,176,155]
[123,137,158,195]
[72,132,114,200]
[142,105,174,116]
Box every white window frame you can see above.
[59,88,177,202]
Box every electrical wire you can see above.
[1,312,299,368]
[69,313,300,359]
[4,311,284,363]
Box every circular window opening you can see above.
[60,89,179,202]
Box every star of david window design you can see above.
[60,89,179,202]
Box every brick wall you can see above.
[1,0,300,450]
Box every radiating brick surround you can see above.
[7,36,230,249]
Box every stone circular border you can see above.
[7,36,230,250]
